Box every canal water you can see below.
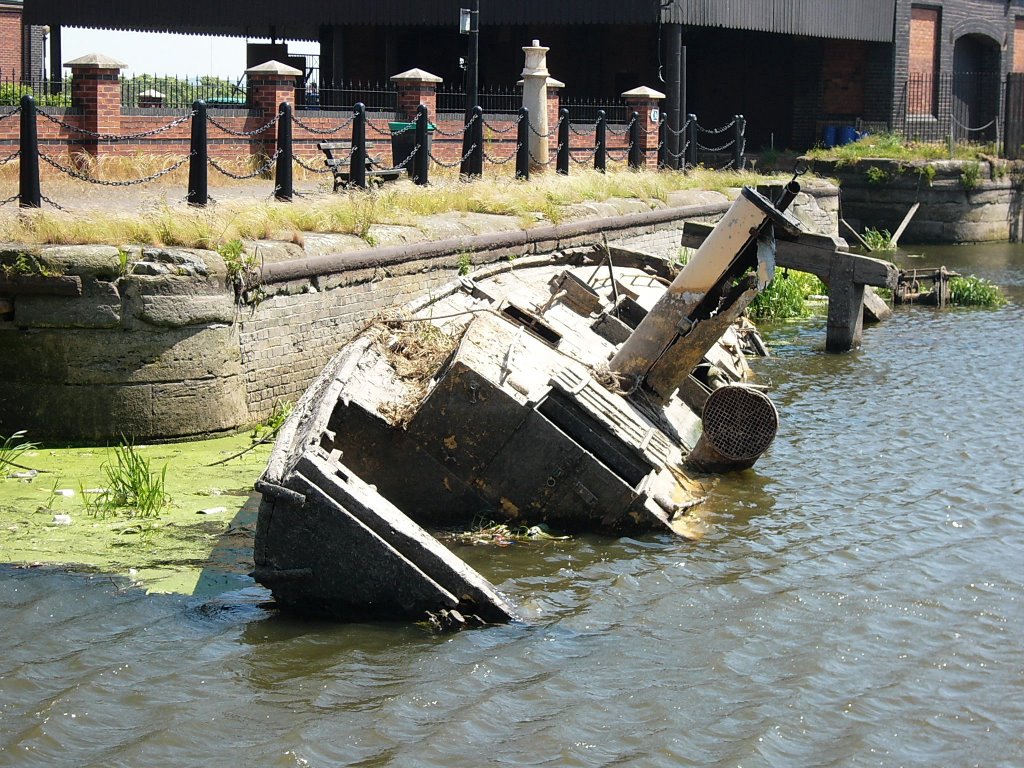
[2,244,1022,767]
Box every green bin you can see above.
[390,121,435,176]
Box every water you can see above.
[2,244,1023,768]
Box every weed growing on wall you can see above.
[960,161,982,191]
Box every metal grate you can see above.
[700,386,778,460]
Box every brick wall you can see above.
[0,6,22,81]
[822,41,868,116]
[1015,18,1024,72]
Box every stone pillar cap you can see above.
[621,86,667,100]
[140,89,166,98]
[246,60,303,76]
[64,53,128,69]
[516,76,565,88]
[390,68,443,83]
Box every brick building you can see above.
[1,0,45,82]
[17,0,1024,149]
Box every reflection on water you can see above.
[2,244,1023,767]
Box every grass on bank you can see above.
[0,156,783,248]
[804,132,996,164]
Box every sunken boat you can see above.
[254,184,803,625]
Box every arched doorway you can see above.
[952,34,1001,141]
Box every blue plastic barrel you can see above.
[838,125,858,145]
[822,125,837,149]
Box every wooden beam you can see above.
[681,221,899,289]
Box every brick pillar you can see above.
[390,68,443,122]
[622,86,666,169]
[547,77,564,162]
[245,60,302,159]
[66,53,126,160]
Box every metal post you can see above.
[628,111,642,170]
[658,118,667,169]
[594,110,606,173]
[557,107,569,175]
[274,102,293,201]
[187,99,208,207]
[460,0,480,176]
[467,105,484,177]
[350,102,367,189]
[686,113,697,168]
[516,106,530,180]
[666,23,682,170]
[414,104,430,185]
[18,95,41,208]
[733,115,744,171]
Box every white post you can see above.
[521,40,550,167]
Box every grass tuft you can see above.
[84,439,169,519]
[748,269,827,320]
[948,275,1007,307]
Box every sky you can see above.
[59,29,319,80]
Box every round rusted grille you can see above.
[701,385,778,460]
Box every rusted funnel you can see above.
[684,385,778,473]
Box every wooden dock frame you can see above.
[679,222,900,352]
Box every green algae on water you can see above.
[0,433,271,596]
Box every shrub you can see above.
[948,275,1007,307]
[748,269,827,320]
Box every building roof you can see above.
[23,0,896,42]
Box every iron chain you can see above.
[37,108,195,141]
[696,118,737,135]
[207,113,280,137]
[293,154,333,173]
[0,194,19,207]
[433,112,478,137]
[0,106,20,124]
[528,145,558,166]
[527,115,560,139]
[39,150,194,185]
[482,144,520,165]
[605,143,632,162]
[569,146,599,165]
[568,121,592,137]
[429,144,476,168]
[0,149,20,166]
[950,114,996,132]
[368,120,414,137]
[41,194,68,211]
[290,112,354,135]
[696,139,736,153]
[388,144,420,171]
[605,116,635,137]
[209,150,280,179]
[482,114,520,134]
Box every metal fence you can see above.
[0,76,72,108]
[899,72,1002,144]
[305,81,396,113]
[560,95,629,125]
[435,84,522,117]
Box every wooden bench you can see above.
[318,141,402,191]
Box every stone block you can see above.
[139,293,237,327]
[13,279,121,329]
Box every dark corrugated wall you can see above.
[25,0,894,42]
[661,0,896,43]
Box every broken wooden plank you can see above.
[889,202,920,249]
[862,286,893,323]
